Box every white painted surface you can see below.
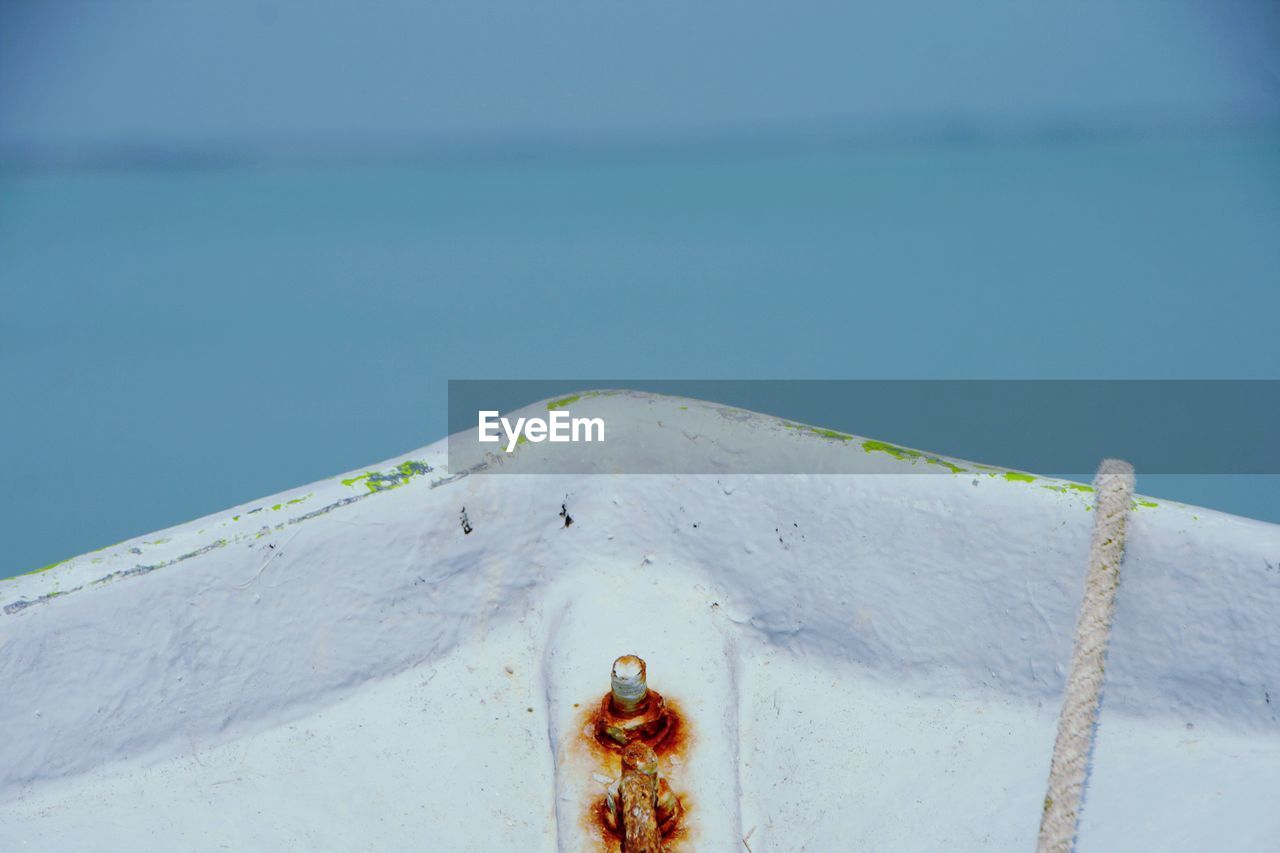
[2,392,1278,851]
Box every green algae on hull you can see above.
[547,394,581,410]
[14,557,72,579]
[546,390,611,410]
[861,438,967,474]
[782,421,855,442]
[783,423,970,474]
[926,457,966,474]
[861,439,919,459]
[341,460,433,493]
[1041,483,1158,511]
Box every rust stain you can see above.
[657,796,696,850]
[651,697,693,762]
[576,694,694,850]
[579,799,615,853]
[573,696,693,768]
[587,691,692,758]
[582,777,697,852]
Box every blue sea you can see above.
[2,130,1278,576]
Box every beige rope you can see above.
[1037,459,1136,853]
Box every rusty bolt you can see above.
[611,655,650,714]
[603,775,682,839]
[596,655,671,748]
[603,741,681,852]
[621,740,659,775]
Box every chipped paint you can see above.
[4,465,447,612]
[341,460,433,493]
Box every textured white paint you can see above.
[1,392,1277,851]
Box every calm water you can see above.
[2,131,1278,576]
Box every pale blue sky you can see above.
[2,2,1278,576]
[3,1,1278,155]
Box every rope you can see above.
[1037,458,1136,853]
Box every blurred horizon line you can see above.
[4,110,1276,174]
